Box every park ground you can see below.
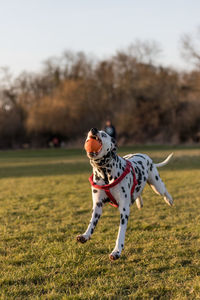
[0,146,200,299]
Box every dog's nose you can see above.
[90,128,98,135]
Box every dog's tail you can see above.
[154,153,173,168]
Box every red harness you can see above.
[89,160,138,208]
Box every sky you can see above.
[0,0,200,76]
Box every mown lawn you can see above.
[0,146,200,299]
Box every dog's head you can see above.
[84,128,116,162]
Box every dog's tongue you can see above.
[84,138,102,153]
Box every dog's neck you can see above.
[90,151,127,184]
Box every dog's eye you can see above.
[101,133,107,138]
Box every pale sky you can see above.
[0,0,200,76]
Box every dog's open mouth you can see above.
[84,135,102,157]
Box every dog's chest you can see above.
[93,154,150,202]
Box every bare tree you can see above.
[180,27,200,69]
[126,39,162,65]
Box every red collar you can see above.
[89,160,138,208]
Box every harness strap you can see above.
[105,190,119,208]
[89,160,138,208]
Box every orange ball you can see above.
[84,138,102,153]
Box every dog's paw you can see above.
[109,251,120,261]
[76,235,88,243]
[164,196,173,206]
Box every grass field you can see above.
[0,146,200,299]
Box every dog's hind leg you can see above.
[148,164,173,206]
[135,195,143,209]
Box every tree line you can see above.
[0,36,200,148]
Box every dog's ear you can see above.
[111,137,116,145]
[111,137,117,151]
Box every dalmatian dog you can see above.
[77,128,173,260]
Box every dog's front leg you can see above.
[109,203,130,261]
[76,189,105,243]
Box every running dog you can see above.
[77,128,173,260]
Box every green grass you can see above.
[0,146,200,299]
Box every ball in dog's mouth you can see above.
[84,136,102,157]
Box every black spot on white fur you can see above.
[101,132,107,138]
[136,186,141,192]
